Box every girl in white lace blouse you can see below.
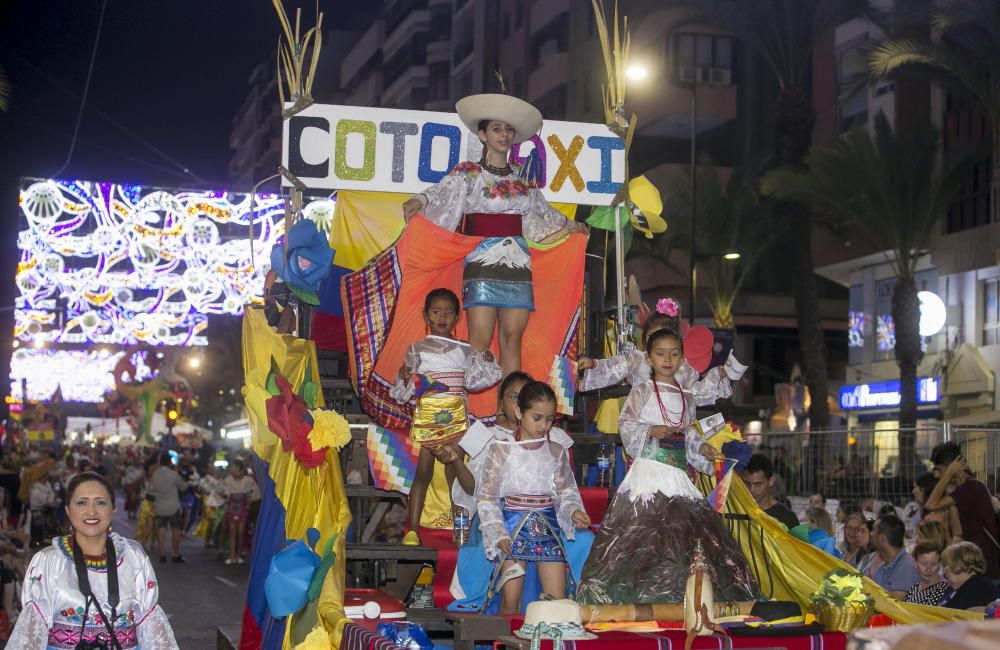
[476,381,590,614]
[391,288,501,545]
[9,472,178,649]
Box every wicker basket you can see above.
[812,598,874,632]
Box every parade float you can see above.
[231,2,993,650]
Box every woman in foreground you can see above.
[9,471,179,649]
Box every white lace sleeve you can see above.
[389,345,418,404]
[6,601,48,650]
[619,383,654,460]
[136,605,180,649]
[413,169,472,232]
[579,353,630,392]
[552,444,584,540]
[476,443,511,560]
[522,188,569,242]
[464,350,501,392]
[685,425,713,475]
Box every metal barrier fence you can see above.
[747,425,1000,505]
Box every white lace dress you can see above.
[476,436,584,560]
[9,533,178,649]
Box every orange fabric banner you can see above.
[372,215,586,419]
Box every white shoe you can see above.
[237,557,245,564]
[225,558,235,565]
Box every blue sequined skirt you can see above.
[501,496,563,562]
[462,237,534,311]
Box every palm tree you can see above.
[679,0,875,428]
[633,162,775,328]
[763,112,964,475]
[870,0,1000,220]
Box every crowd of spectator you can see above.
[746,441,1000,611]
[0,439,261,640]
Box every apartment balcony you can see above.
[530,0,569,35]
[341,19,384,87]
[344,72,383,107]
[427,40,450,63]
[384,9,430,60]
[382,65,430,108]
[528,51,568,102]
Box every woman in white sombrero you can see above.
[402,94,588,377]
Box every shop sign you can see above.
[839,377,941,411]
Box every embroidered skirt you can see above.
[462,237,534,311]
[411,394,468,446]
[501,495,564,562]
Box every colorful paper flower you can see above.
[308,408,350,452]
[265,375,311,453]
[656,297,680,317]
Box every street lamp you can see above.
[723,251,742,261]
[188,356,201,369]
[626,64,649,81]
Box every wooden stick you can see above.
[579,602,755,623]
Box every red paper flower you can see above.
[265,375,328,469]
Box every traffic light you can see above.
[165,401,179,430]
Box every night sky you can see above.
[0,0,361,394]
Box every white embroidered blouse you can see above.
[412,163,568,242]
[9,533,178,650]
[389,335,501,404]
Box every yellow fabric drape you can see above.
[242,308,354,649]
[710,476,981,625]
[419,458,454,530]
[329,191,409,270]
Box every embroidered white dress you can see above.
[476,436,584,560]
[9,533,178,650]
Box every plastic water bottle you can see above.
[596,443,612,487]
[452,506,470,546]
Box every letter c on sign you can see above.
[287,116,330,179]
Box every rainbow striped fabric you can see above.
[548,355,578,415]
[706,457,737,513]
[366,424,420,495]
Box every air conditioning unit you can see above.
[679,65,705,83]
[708,67,732,85]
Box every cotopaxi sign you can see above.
[281,103,625,205]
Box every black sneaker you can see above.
[172,555,186,563]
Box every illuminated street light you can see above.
[32,339,44,349]
[626,64,649,81]
[189,357,201,369]
[723,252,742,261]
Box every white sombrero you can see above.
[455,94,543,144]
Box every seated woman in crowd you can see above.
[904,541,952,606]
[842,513,873,569]
[939,541,1000,611]
[804,507,841,559]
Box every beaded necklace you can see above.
[479,153,513,177]
[56,535,111,571]
[653,380,686,429]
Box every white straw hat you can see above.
[455,94,543,144]
[514,599,597,641]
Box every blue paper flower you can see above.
[270,219,334,301]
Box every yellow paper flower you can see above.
[308,408,351,452]
[294,626,330,650]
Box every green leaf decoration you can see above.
[300,359,320,409]
[288,283,320,305]
[307,531,339,601]
[265,357,283,395]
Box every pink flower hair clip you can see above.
[656,297,680,317]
